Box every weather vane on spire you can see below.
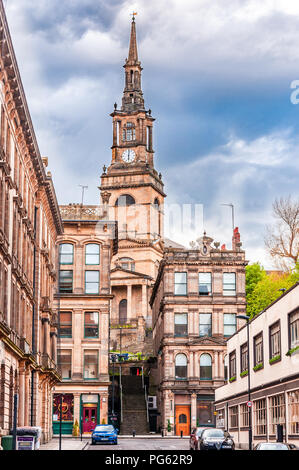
[131,11,137,21]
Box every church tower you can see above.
[100,16,166,355]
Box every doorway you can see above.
[82,406,97,433]
[175,405,190,436]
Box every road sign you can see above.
[247,401,252,408]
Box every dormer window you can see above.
[122,122,136,141]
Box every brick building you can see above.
[150,231,248,435]
[53,204,117,434]
[0,1,63,443]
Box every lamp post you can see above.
[236,314,252,451]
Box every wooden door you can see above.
[175,405,190,436]
[82,406,97,433]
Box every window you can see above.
[59,244,73,265]
[229,406,238,428]
[289,310,299,349]
[224,355,228,381]
[119,299,127,324]
[59,312,72,338]
[223,273,236,296]
[175,354,187,379]
[200,354,212,380]
[199,313,212,337]
[240,404,249,428]
[269,394,285,436]
[254,333,263,366]
[59,270,73,293]
[83,350,98,380]
[254,399,267,436]
[85,271,99,294]
[229,351,236,379]
[288,390,299,435]
[223,313,236,337]
[174,272,187,296]
[269,321,281,360]
[174,313,188,337]
[85,244,100,265]
[115,194,135,206]
[240,343,248,373]
[120,257,135,271]
[58,350,72,380]
[84,312,99,338]
[122,122,135,141]
[199,273,212,295]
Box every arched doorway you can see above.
[119,299,127,324]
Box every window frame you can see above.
[200,353,212,381]
[83,349,99,381]
[59,243,74,265]
[199,313,212,337]
[223,272,236,296]
[174,272,187,296]
[85,244,100,266]
[85,270,100,295]
[289,309,299,350]
[229,350,236,379]
[223,313,237,338]
[269,320,281,361]
[198,272,212,296]
[240,342,248,373]
[174,313,188,337]
[59,312,72,338]
[84,312,99,339]
[175,353,188,380]
[58,349,72,381]
[59,270,73,294]
[253,332,264,367]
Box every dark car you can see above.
[91,424,118,445]
[189,427,209,450]
[198,428,235,450]
[254,442,298,450]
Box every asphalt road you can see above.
[86,437,190,451]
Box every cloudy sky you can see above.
[4,0,299,268]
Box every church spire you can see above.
[128,15,138,63]
[121,15,144,112]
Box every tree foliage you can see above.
[246,262,299,319]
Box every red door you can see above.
[83,406,97,433]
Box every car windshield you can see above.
[259,443,288,450]
[94,425,115,432]
[196,428,207,436]
[202,429,225,438]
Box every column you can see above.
[214,351,219,379]
[191,393,197,429]
[73,309,82,379]
[141,284,147,319]
[189,352,194,378]
[127,284,132,320]
[73,393,81,429]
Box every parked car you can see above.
[254,442,298,450]
[189,427,209,450]
[198,428,235,450]
[91,425,118,445]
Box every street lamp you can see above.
[236,314,252,451]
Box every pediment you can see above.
[189,336,226,346]
[110,267,152,281]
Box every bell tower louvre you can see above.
[100,16,166,355]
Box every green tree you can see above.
[245,263,267,297]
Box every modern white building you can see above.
[215,282,299,449]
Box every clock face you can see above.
[122,149,136,163]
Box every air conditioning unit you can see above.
[148,396,157,409]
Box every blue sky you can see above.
[4,0,299,268]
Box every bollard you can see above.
[132,430,136,438]
[180,430,183,438]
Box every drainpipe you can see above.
[31,206,38,426]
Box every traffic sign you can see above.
[247,401,252,408]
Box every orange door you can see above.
[175,405,190,436]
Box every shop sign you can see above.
[16,436,35,450]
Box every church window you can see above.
[120,257,135,272]
[119,299,127,324]
[115,194,135,206]
[122,122,136,141]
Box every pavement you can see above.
[40,437,89,451]
[87,437,190,451]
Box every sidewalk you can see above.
[40,437,89,451]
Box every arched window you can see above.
[122,122,136,142]
[200,354,212,380]
[85,244,100,265]
[59,243,74,265]
[119,299,127,324]
[120,257,135,272]
[115,194,135,207]
[175,354,187,379]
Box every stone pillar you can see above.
[127,284,132,320]
[141,283,147,319]
[191,393,197,429]
[73,393,81,428]
[213,352,219,379]
[189,352,194,378]
[73,309,83,379]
